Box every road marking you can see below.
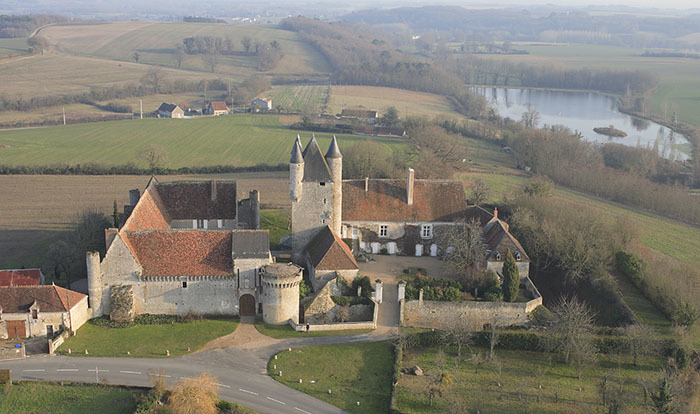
[267,397,286,405]
[239,388,258,395]
[215,383,231,388]
[294,408,312,414]
[22,369,45,372]
[88,369,109,372]
[153,373,171,378]
[119,371,142,375]
[56,369,78,372]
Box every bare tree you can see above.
[469,179,490,205]
[544,295,596,364]
[241,36,252,53]
[521,106,540,128]
[132,51,140,62]
[168,372,219,414]
[141,67,165,94]
[625,324,659,366]
[139,144,169,172]
[483,321,500,361]
[175,45,185,68]
[441,317,475,358]
[204,52,218,73]
[443,219,486,276]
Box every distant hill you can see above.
[0,14,69,38]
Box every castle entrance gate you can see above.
[240,294,256,316]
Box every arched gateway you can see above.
[239,294,256,316]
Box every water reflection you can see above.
[471,87,689,160]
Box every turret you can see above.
[86,251,103,317]
[290,135,304,202]
[325,135,343,235]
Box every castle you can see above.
[86,136,529,324]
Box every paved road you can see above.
[0,331,391,414]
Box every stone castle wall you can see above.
[292,181,334,253]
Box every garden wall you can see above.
[401,277,542,329]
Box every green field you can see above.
[57,318,239,358]
[0,382,140,414]
[0,115,407,168]
[487,43,700,127]
[41,22,330,77]
[269,341,393,413]
[394,345,663,414]
[267,84,329,114]
[0,38,29,58]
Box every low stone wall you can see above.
[401,277,542,329]
[290,298,379,332]
[48,330,70,355]
[0,343,25,360]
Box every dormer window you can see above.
[31,309,38,319]
[495,251,501,261]
[514,251,521,260]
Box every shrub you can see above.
[530,305,555,325]
[352,276,374,298]
[331,296,372,306]
[483,286,503,302]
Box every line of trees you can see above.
[181,36,283,72]
[0,14,69,38]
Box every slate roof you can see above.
[306,226,358,271]
[325,136,342,159]
[232,230,270,259]
[0,269,42,287]
[342,179,468,222]
[158,103,179,113]
[483,220,530,262]
[124,230,232,277]
[302,137,333,182]
[0,285,86,313]
[155,181,237,220]
[290,137,304,164]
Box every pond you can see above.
[471,87,689,160]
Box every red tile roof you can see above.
[124,230,232,277]
[0,269,42,287]
[210,101,228,111]
[342,179,468,222]
[0,285,86,313]
[122,187,170,231]
[306,226,358,271]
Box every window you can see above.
[31,309,38,319]
[320,182,326,186]
[196,219,207,229]
[421,224,433,239]
[323,198,327,204]
[322,219,326,224]
[217,219,223,228]
[182,281,188,288]
[514,251,521,260]
[379,225,388,237]
[495,251,501,261]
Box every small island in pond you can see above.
[594,125,627,137]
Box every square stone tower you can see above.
[289,135,342,256]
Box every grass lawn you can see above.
[57,318,239,358]
[260,209,290,250]
[0,382,141,414]
[394,346,663,414]
[268,341,393,413]
[255,323,373,338]
[611,271,672,337]
[0,115,407,168]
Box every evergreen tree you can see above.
[112,200,120,228]
[650,377,674,414]
[501,250,519,302]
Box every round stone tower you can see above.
[86,251,104,317]
[261,262,303,325]
[325,135,343,236]
[289,135,304,203]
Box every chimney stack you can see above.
[364,177,369,192]
[407,168,415,205]
[211,180,217,201]
[129,189,140,206]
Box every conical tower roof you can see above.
[302,136,332,182]
[290,136,304,164]
[325,135,342,159]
